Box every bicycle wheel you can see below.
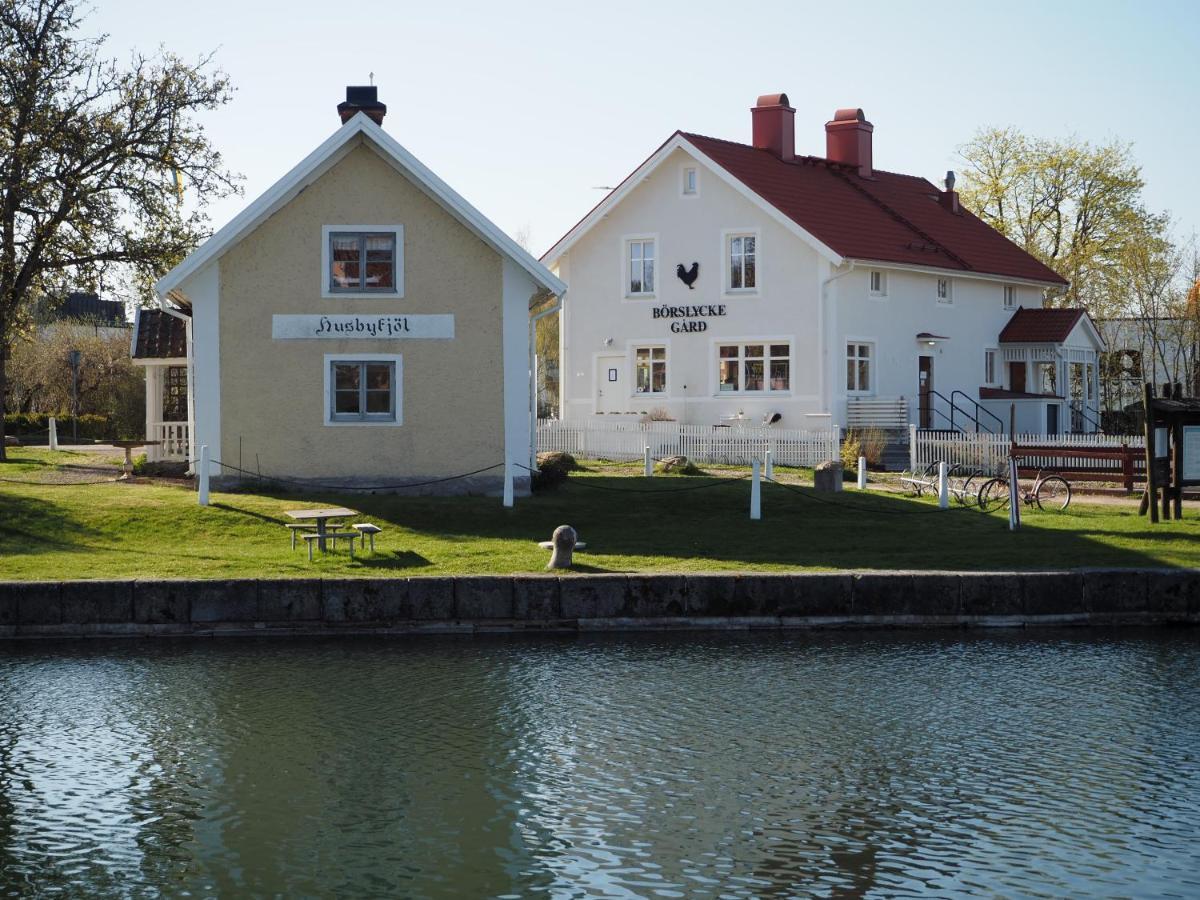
[956,472,980,507]
[977,478,1010,512]
[1034,475,1072,511]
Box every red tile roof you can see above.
[998,307,1086,343]
[680,133,1068,286]
[133,309,188,359]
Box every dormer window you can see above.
[322,225,404,298]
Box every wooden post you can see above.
[1174,421,1184,519]
[1142,382,1158,523]
[764,448,773,481]
[857,455,867,490]
[643,445,652,477]
[1120,441,1133,494]
[938,461,949,509]
[48,416,58,452]
[198,444,210,507]
[503,456,514,508]
[750,459,761,520]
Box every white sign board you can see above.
[1183,427,1200,481]
[272,314,454,340]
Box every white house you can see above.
[131,86,564,492]
[543,94,1103,441]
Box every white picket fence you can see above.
[538,419,840,467]
[911,428,1144,474]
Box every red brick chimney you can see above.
[337,85,387,126]
[752,93,795,160]
[825,108,873,177]
[941,170,961,214]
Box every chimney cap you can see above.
[831,107,869,124]
[337,85,387,125]
[756,93,792,109]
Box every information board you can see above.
[1183,426,1200,482]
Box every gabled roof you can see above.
[157,113,565,299]
[543,130,1067,288]
[132,308,188,359]
[999,307,1090,343]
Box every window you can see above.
[936,277,953,304]
[869,270,887,297]
[717,343,789,393]
[330,232,396,292]
[627,238,656,296]
[727,234,757,291]
[635,346,667,394]
[322,225,403,297]
[682,166,698,195]
[327,358,399,424]
[846,342,872,393]
[163,366,188,421]
[1003,285,1016,309]
[984,349,998,386]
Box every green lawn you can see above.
[1,448,1197,580]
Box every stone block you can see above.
[134,581,191,625]
[455,577,514,619]
[322,579,408,622]
[512,577,560,620]
[1083,570,1148,614]
[625,575,688,616]
[908,574,961,617]
[960,573,1023,617]
[559,575,629,619]
[190,580,259,623]
[1143,569,1200,617]
[259,579,322,621]
[779,574,854,617]
[0,583,23,627]
[406,578,454,620]
[1021,572,1085,616]
[61,580,133,624]
[814,460,844,492]
[684,575,739,616]
[852,573,917,616]
[13,582,62,626]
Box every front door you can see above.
[1046,403,1060,436]
[595,354,626,414]
[918,356,934,429]
[1009,361,1027,393]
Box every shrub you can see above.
[841,427,887,470]
[654,455,703,476]
[532,451,578,492]
[4,412,111,442]
[641,407,674,422]
[840,431,863,473]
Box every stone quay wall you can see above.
[0,571,1197,638]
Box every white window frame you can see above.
[845,340,874,395]
[868,270,887,298]
[320,224,404,299]
[714,340,791,395]
[622,233,658,299]
[323,353,403,426]
[936,277,953,304]
[633,344,668,395]
[722,229,760,297]
[681,165,699,197]
[984,348,999,386]
[1003,284,1016,309]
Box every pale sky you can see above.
[90,0,1200,259]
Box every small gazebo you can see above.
[130,308,191,463]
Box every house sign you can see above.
[652,303,726,333]
[272,314,455,340]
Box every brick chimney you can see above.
[752,93,795,161]
[941,170,961,214]
[337,85,387,126]
[825,108,873,177]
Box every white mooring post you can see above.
[938,460,949,509]
[198,444,210,507]
[857,455,867,490]
[764,448,774,481]
[644,445,652,477]
[1008,456,1021,531]
[48,416,58,451]
[750,459,762,520]
[503,456,514,508]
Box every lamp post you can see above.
[67,349,81,443]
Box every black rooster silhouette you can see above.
[676,262,699,289]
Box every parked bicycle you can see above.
[901,461,986,507]
[977,467,1072,512]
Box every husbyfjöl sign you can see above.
[272,314,455,340]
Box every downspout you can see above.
[819,261,856,421]
[158,298,196,475]
[529,291,565,469]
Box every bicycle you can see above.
[977,467,1072,512]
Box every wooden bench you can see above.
[351,523,383,552]
[286,521,343,550]
[301,531,357,561]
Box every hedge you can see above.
[4,412,114,442]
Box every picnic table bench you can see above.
[285,507,356,553]
[301,531,358,561]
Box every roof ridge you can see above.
[826,167,973,271]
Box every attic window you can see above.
[322,225,404,297]
[869,270,887,297]
[936,277,953,304]
[1003,285,1016,309]
[682,166,698,196]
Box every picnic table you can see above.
[284,506,356,553]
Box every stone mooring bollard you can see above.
[540,525,585,570]
[814,460,844,492]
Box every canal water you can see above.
[1,630,1198,898]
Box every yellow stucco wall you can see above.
[218,140,505,479]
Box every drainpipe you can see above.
[820,261,856,423]
[529,292,565,469]
[158,299,196,475]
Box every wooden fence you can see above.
[538,420,840,467]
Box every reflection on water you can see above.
[1,630,1198,897]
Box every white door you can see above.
[595,354,626,414]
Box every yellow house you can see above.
[134,87,564,493]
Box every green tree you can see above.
[957,128,1166,314]
[0,0,239,460]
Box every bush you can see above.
[840,431,863,473]
[841,427,886,470]
[641,407,675,422]
[532,451,578,492]
[654,455,703,476]
[4,412,112,442]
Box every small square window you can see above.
[329,232,397,293]
[869,270,887,297]
[329,360,397,423]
